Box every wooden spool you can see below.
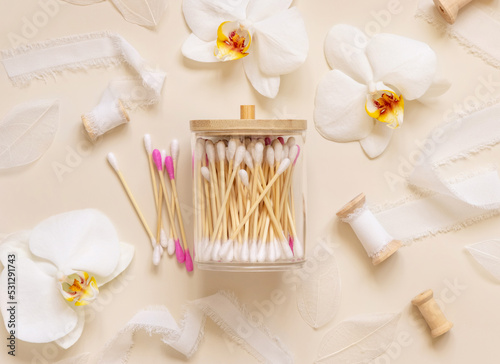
[412,289,453,338]
[82,99,130,142]
[336,193,401,266]
[433,0,473,24]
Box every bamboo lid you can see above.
[190,105,307,133]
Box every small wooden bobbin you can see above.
[336,192,401,266]
[412,289,453,338]
[433,0,473,24]
[240,105,255,120]
[82,99,130,142]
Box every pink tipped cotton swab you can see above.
[165,156,190,269]
[153,149,185,263]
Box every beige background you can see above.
[1,0,500,363]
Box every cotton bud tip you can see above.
[201,166,210,181]
[175,239,185,263]
[185,249,193,272]
[153,245,162,266]
[286,137,296,148]
[152,149,162,170]
[206,141,215,162]
[228,138,237,160]
[212,240,222,261]
[278,137,285,145]
[144,134,152,154]
[239,169,249,187]
[195,139,205,160]
[160,229,168,248]
[234,145,246,166]
[165,156,175,180]
[277,158,291,174]
[293,237,304,258]
[273,142,283,162]
[107,153,119,171]
[170,139,179,161]
[244,151,254,169]
[167,238,175,255]
[217,141,226,161]
[266,147,275,166]
[265,137,272,145]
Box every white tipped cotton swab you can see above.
[230,158,291,240]
[107,152,156,247]
[144,134,158,207]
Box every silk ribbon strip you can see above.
[56,292,293,364]
[1,31,166,137]
[417,0,500,69]
[371,103,500,243]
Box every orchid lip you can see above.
[214,21,252,61]
[365,89,404,129]
[60,271,99,307]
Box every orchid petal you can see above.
[0,256,77,343]
[95,242,135,286]
[366,33,437,100]
[360,121,395,158]
[0,231,34,265]
[29,209,120,277]
[246,0,292,22]
[418,77,451,101]
[253,7,308,75]
[324,24,373,84]
[182,0,249,41]
[182,34,219,63]
[314,70,373,142]
[56,309,85,349]
[243,52,280,98]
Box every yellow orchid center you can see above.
[60,271,99,307]
[215,21,251,61]
[365,90,404,129]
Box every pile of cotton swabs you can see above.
[194,136,303,263]
[107,135,192,271]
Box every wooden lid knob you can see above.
[240,105,255,120]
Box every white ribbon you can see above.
[1,31,166,140]
[372,103,500,242]
[57,292,293,364]
[417,0,500,69]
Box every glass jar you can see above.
[190,105,306,272]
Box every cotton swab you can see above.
[152,149,185,264]
[165,156,193,272]
[107,152,156,248]
[144,134,158,207]
[230,158,291,240]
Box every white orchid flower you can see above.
[0,209,134,349]
[181,0,309,98]
[314,24,448,158]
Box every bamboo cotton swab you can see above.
[107,152,156,248]
[152,149,186,265]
